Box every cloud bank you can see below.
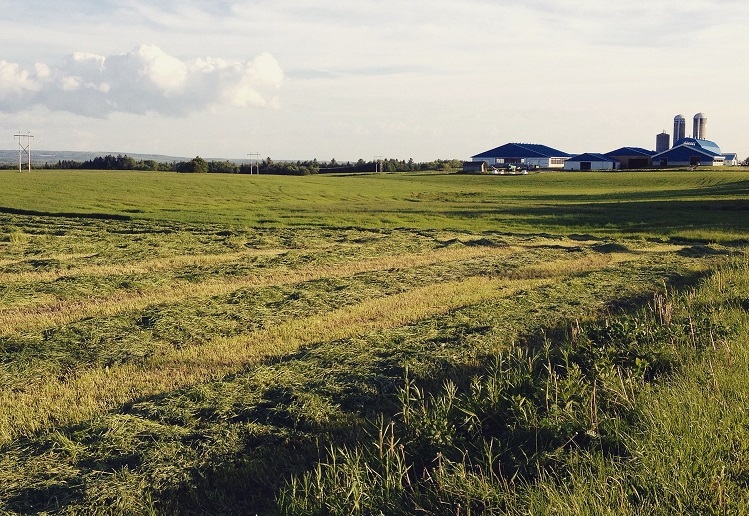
[0,44,283,117]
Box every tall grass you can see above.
[0,247,632,445]
[277,257,749,515]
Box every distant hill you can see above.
[0,149,192,166]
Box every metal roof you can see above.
[652,144,723,160]
[672,138,721,156]
[471,143,570,159]
[566,153,618,163]
[605,147,654,157]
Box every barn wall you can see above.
[563,161,616,171]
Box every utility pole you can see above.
[14,132,34,172]
[247,152,261,174]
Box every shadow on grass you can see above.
[3,480,84,515]
[0,206,133,221]
[432,198,749,241]
[509,179,749,204]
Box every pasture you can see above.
[0,169,748,514]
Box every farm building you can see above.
[722,153,739,166]
[605,147,654,169]
[471,143,570,169]
[563,153,619,171]
[461,161,487,174]
[652,138,725,167]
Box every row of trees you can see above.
[13,155,464,175]
[318,157,461,174]
[46,155,170,172]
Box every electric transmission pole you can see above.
[14,132,34,172]
[247,152,261,174]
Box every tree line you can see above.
[1,154,463,175]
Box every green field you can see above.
[2,169,749,239]
[1,169,748,514]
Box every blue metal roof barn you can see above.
[471,143,571,169]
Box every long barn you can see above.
[472,143,570,169]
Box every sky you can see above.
[1,0,747,162]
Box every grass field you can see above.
[2,169,749,239]
[0,169,748,514]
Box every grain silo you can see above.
[673,115,686,146]
[693,113,707,140]
[656,131,670,153]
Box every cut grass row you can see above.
[0,275,548,445]
[0,246,640,445]
[0,248,288,284]
[0,244,524,334]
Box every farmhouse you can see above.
[605,147,654,169]
[471,143,570,169]
[652,138,725,167]
[563,153,619,171]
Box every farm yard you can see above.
[1,169,749,514]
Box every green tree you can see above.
[191,156,208,173]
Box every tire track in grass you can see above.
[0,252,631,445]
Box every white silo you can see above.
[673,115,686,146]
[693,113,707,140]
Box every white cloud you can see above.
[0,44,283,117]
[34,63,51,80]
[0,61,41,99]
[129,44,188,94]
[61,76,81,92]
[226,53,284,107]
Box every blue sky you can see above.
[1,0,747,161]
